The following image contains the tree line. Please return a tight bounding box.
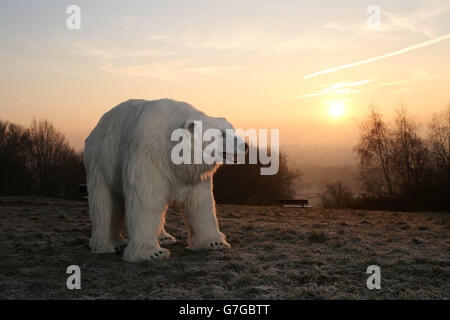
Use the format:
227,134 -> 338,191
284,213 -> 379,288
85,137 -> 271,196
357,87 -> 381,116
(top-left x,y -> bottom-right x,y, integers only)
0,119 -> 85,198
0,118 -> 299,203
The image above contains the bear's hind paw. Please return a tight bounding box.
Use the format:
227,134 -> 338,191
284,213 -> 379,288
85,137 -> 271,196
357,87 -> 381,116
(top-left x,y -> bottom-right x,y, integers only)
159,235 -> 177,246
123,247 -> 170,262
113,238 -> 128,253
209,240 -> 231,250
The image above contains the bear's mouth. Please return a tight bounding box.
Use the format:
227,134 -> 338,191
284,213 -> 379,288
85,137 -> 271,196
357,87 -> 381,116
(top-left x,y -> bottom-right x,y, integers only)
222,152 -> 239,164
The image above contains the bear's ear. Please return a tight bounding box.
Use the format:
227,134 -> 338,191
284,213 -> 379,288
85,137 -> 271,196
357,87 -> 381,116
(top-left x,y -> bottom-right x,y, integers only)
184,119 -> 196,132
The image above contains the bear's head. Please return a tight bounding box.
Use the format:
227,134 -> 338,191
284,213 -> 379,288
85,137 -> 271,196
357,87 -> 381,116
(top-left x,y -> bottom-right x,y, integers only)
170,116 -> 248,182
183,117 -> 248,165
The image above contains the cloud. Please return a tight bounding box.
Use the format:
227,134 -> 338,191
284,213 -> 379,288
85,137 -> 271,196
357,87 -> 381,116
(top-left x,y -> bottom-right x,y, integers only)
183,66 -> 244,75
148,28 -> 357,56
98,60 -> 243,81
97,59 -> 189,81
322,21 -> 365,33
383,3 -> 450,37
73,43 -> 179,60
392,88 -> 412,95
381,79 -> 415,86
304,34 -> 450,78
382,70 -> 450,86
323,2 -> 450,38
146,35 -> 170,41
71,42 -> 243,81
287,88 -> 360,99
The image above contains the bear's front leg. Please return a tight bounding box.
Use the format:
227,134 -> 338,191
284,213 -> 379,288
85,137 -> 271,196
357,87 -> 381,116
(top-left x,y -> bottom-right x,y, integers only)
123,186 -> 170,262
184,178 -> 230,251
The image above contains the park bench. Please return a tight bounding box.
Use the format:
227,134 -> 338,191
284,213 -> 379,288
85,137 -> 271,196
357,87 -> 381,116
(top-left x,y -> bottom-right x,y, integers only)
78,184 -> 88,200
277,199 -> 312,208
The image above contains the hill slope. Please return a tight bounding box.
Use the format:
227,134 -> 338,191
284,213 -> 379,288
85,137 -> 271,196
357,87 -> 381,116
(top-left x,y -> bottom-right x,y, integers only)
0,198 -> 448,299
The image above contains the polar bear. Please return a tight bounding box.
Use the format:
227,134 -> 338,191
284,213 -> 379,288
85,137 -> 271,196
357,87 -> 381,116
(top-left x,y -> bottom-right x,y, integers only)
84,98 -> 247,262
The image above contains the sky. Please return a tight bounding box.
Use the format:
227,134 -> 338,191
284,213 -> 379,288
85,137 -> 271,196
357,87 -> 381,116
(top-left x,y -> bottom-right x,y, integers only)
0,0 -> 449,151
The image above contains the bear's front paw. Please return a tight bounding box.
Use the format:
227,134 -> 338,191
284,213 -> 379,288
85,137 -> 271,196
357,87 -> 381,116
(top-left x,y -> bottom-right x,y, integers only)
190,238 -> 231,251
158,235 -> 177,246
113,238 -> 128,253
148,248 -> 170,260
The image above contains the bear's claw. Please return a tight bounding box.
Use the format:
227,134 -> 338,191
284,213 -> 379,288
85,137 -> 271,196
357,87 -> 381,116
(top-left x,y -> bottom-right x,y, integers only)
209,241 -> 230,250
123,247 -> 170,262
158,236 -> 177,246
114,243 -> 127,253
190,238 -> 231,250
113,238 -> 128,253
149,248 -> 170,260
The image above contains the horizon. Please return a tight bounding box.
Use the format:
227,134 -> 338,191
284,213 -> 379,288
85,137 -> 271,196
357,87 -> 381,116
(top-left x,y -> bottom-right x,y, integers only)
1,0 -> 449,151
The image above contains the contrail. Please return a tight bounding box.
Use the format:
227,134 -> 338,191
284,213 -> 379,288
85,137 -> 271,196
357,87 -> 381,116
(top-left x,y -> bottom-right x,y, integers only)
318,79 -> 372,92
286,88 -> 360,99
285,79 -> 371,99
304,34 -> 450,79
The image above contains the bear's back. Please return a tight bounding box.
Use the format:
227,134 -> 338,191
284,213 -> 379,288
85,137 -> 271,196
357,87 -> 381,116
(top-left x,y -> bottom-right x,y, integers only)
105,98 -> 202,129
87,98 -> 201,142
85,98 -> 205,165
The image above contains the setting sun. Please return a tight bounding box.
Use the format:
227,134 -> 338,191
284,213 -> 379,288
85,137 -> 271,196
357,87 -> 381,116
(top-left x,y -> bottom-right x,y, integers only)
328,102 -> 345,118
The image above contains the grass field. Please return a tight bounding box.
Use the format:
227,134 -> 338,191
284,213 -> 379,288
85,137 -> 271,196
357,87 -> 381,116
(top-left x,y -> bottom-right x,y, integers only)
0,197 -> 449,299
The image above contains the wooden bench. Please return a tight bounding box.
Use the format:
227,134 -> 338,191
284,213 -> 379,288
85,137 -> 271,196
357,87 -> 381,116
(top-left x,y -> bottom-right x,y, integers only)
78,184 -> 88,200
277,199 -> 312,208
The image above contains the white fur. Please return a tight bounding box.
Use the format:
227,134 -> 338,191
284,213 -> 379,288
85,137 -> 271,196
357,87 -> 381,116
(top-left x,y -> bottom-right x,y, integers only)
84,99 -> 245,262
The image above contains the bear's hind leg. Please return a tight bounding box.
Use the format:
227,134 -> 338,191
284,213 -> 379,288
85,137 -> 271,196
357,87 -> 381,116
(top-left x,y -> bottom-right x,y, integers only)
110,198 -> 127,252
88,180 -> 126,253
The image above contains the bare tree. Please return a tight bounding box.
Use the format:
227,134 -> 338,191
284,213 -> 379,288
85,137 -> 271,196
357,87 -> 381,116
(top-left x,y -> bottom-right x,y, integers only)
28,118 -> 84,196
0,120 -> 32,195
391,107 -> 429,195
355,105 -> 449,210
428,106 -> 450,201
320,181 -> 354,209
355,107 -> 394,198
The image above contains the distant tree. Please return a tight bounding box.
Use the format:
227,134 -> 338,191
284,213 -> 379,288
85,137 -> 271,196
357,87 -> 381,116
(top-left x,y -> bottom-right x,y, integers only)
0,120 -> 33,195
320,181 -> 354,209
354,107 -> 394,198
28,118 -> 85,197
390,107 -> 429,196
213,148 -> 301,205
428,106 -> 450,204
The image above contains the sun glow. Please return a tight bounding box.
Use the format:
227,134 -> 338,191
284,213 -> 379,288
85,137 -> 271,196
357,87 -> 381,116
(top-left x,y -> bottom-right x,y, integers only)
328,102 -> 345,118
